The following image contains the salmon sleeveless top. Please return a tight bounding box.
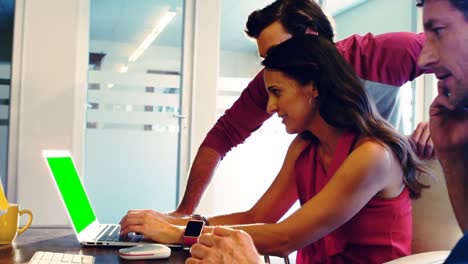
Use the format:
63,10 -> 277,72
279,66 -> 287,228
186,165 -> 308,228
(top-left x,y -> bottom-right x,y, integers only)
295,132 -> 411,264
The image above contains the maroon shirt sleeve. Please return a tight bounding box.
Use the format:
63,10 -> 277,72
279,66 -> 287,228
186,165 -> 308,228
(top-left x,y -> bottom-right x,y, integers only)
201,32 -> 428,158
200,70 -> 271,158
336,32 -> 428,86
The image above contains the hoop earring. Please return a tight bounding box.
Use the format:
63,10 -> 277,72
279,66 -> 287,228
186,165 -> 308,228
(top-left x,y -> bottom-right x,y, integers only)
309,97 -> 313,105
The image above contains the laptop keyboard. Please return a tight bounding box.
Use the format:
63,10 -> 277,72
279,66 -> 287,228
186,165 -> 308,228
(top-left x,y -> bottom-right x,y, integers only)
96,225 -> 141,242
96,225 -> 121,242
97,225 -> 120,241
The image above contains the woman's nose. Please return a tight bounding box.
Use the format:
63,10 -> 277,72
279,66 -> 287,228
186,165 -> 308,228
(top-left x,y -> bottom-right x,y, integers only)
266,99 -> 278,114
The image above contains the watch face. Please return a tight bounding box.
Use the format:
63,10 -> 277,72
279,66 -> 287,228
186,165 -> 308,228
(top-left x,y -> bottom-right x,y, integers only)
184,221 -> 204,237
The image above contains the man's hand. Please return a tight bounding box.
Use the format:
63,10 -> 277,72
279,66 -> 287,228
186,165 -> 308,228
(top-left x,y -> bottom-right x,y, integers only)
119,209 -> 184,244
429,87 -> 468,231
409,122 -> 436,160
186,227 -> 263,264
429,93 -> 468,152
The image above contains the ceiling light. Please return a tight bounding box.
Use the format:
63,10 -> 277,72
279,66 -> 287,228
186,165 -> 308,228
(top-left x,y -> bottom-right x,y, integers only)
119,65 -> 129,73
128,11 -> 176,62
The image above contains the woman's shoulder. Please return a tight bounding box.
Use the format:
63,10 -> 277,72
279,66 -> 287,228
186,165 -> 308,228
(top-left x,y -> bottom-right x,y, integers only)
342,136 -> 400,188
355,136 -> 386,148
352,136 -> 394,161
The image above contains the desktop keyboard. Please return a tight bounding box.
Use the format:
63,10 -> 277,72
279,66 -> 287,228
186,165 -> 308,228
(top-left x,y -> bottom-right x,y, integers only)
28,251 -> 95,264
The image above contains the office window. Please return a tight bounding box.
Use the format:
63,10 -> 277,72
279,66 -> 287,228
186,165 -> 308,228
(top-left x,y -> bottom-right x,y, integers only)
85,0 -> 186,223
0,0 -> 14,190
400,81 -> 416,135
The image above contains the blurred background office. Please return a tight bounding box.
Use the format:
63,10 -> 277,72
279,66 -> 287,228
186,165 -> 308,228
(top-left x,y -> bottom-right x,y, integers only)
0,0 -> 443,240
2,1 -> 458,263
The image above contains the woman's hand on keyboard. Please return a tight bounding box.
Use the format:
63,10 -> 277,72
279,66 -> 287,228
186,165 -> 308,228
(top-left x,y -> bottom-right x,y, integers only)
119,210 -> 184,244
121,209 -> 189,226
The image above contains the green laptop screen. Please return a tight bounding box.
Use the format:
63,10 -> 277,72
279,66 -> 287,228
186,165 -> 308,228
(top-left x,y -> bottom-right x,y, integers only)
47,156 -> 96,233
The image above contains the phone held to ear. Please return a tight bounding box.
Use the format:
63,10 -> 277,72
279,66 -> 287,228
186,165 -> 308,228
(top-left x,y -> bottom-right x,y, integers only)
118,244 -> 171,260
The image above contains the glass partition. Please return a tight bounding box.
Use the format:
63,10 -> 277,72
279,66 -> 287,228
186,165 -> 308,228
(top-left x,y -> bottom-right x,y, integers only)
0,0 -> 14,190
85,0 -> 185,223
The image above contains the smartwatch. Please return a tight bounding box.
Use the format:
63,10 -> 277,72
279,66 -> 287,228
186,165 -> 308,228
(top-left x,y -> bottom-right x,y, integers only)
183,220 -> 205,247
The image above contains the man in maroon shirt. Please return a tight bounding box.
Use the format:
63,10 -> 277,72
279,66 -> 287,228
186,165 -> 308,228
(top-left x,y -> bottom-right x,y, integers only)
171,0 -> 434,217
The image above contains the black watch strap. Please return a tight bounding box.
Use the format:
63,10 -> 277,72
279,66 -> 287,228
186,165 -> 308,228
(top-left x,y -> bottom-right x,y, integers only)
190,214 -> 210,226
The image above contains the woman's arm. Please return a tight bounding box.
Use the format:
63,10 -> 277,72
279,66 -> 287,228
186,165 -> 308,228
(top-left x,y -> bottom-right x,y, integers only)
119,135 -> 306,241
121,139 -> 402,257
221,140 -> 401,256
207,135 -> 307,225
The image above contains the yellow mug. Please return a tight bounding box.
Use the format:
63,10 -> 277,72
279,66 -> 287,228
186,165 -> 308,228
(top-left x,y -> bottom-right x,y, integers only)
0,203 -> 33,244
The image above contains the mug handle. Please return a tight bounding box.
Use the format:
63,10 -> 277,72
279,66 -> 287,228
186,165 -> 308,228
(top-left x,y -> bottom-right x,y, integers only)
17,209 -> 33,235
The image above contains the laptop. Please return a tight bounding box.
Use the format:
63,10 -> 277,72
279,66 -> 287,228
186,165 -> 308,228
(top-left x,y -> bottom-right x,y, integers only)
42,150 -> 178,247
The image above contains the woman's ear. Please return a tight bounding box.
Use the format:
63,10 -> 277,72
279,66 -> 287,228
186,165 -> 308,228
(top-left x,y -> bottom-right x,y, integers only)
306,83 -> 319,99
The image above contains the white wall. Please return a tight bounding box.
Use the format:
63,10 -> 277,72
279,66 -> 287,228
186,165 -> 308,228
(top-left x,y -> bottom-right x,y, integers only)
9,0 -> 89,226
219,50 -> 260,78
183,0 -> 221,214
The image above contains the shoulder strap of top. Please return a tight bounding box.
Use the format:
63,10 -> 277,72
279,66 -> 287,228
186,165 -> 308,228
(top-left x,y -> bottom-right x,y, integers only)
326,131 -> 358,178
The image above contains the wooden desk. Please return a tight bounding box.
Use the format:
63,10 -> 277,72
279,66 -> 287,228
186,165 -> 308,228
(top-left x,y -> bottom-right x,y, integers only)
0,227 -> 190,263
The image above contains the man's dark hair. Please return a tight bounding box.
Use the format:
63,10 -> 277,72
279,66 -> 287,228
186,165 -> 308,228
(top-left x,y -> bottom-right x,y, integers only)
416,0 -> 468,20
245,0 -> 334,42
